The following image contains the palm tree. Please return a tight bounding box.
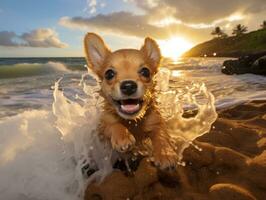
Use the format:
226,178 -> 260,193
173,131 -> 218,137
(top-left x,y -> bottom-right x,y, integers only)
232,24 -> 248,36
260,20 -> 266,29
211,26 -> 228,38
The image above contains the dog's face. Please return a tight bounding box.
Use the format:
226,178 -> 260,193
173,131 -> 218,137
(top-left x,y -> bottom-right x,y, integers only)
84,33 -> 161,120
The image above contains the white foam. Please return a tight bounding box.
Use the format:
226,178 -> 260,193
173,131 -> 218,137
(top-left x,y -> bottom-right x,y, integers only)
46,61 -> 72,72
0,68 -> 113,200
0,67 -> 218,199
14,62 -> 71,73
0,110 -> 77,200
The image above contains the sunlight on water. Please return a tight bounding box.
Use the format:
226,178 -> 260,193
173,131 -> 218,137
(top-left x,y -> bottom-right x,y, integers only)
155,68 -> 218,163
0,66 -> 217,200
171,70 -> 183,77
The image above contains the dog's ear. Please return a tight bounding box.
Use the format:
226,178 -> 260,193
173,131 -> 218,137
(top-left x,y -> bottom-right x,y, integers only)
84,33 -> 110,74
141,37 -> 161,70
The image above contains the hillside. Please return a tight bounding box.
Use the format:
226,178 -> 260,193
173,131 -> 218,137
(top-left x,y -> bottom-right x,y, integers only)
183,29 -> 266,57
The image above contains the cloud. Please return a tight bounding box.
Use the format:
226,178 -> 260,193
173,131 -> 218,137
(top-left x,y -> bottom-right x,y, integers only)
84,0 -> 106,15
130,0 -> 266,24
21,29 -> 68,48
59,12 -> 211,43
0,31 -> 19,46
0,28 -> 68,48
59,12 -> 160,37
59,0 -> 266,44
86,0 -> 97,14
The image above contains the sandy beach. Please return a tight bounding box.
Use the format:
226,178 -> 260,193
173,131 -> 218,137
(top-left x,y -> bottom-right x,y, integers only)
85,100 -> 266,200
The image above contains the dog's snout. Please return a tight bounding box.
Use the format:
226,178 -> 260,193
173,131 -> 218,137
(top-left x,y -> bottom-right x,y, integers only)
120,80 -> 137,96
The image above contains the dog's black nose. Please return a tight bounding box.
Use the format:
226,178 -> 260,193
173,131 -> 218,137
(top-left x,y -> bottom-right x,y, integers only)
120,80 -> 137,96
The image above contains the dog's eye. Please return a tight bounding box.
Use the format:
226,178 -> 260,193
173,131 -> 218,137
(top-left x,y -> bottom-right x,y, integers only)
139,67 -> 150,78
105,69 -> 116,80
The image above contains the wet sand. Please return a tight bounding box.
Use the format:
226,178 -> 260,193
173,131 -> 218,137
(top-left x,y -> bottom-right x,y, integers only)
85,100 -> 266,200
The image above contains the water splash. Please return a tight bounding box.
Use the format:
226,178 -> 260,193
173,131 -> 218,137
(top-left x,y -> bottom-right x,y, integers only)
0,67 -> 114,200
52,66 -> 217,180
155,68 -> 218,162
0,66 -> 217,200
52,67 -> 115,194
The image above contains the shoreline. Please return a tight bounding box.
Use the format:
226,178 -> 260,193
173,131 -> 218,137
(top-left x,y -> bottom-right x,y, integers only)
85,100 -> 266,200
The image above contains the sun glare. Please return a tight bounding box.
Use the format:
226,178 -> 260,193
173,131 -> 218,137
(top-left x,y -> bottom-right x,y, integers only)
158,37 -> 193,60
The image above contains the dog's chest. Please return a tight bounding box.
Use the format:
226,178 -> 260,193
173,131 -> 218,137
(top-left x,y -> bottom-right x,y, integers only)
121,119 -> 148,141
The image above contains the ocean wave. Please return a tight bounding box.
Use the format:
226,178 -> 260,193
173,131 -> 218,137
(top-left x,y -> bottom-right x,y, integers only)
0,72 -> 109,200
0,62 -> 74,79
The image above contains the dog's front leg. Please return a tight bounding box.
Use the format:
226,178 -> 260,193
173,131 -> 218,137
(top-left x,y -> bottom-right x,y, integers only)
150,129 -> 178,169
101,114 -> 135,152
144,111 -> 178,169
107,123 -> 136,152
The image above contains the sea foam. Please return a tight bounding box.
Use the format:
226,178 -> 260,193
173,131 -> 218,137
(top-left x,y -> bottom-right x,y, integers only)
0,67 -> 217,200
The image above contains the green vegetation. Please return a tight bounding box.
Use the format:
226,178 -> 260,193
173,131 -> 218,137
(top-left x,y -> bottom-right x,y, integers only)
232,24 -> 248,36
184,28 -> 266,57
261,21 -> 266,29
211,27 -> 228,38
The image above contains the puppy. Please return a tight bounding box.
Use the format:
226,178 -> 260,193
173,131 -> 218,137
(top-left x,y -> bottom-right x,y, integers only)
84,33 -> 178,169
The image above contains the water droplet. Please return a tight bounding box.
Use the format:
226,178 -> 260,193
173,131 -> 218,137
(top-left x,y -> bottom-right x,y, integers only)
190,142 -> 202,151
131,157 -> 137,161
149,157 -> 154,162
178,161 -> 186,166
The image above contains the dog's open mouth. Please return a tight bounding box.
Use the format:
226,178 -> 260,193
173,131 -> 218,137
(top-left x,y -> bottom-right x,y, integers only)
113,99 -> 143,115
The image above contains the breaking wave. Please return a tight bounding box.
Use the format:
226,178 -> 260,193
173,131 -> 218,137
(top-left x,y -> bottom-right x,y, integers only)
0,62 -> 73,79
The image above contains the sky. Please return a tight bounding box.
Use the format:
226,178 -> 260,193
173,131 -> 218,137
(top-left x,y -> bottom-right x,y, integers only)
0,0 -> 265,57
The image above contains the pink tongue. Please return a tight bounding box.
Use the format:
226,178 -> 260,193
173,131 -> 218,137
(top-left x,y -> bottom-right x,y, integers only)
121,104 -> 140,113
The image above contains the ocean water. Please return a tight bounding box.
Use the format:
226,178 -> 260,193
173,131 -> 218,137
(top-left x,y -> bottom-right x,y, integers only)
0,57 -> 265,200
1,57 -> 266,119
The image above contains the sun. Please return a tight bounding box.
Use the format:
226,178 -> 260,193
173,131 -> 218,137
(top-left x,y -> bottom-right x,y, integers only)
158,37 -> 193,60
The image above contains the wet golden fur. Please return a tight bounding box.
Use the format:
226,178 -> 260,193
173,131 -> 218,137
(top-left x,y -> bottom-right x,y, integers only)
84,33 -> 178,169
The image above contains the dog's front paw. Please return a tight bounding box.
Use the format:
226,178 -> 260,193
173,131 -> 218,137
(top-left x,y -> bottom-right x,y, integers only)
111,132 -> 136,153
153,147 -> 178,170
